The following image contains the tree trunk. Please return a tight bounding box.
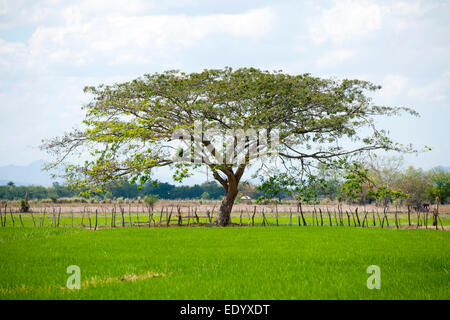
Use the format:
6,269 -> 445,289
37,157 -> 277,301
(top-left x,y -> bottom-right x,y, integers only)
215,181 -> 239,226
213,165 -> 245,227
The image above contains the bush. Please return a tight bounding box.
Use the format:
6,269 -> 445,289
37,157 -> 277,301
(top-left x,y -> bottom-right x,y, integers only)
20,192 -> 30,213
201,192 -> 210,200
144,195 -> 159,208
46,191 -> 58,203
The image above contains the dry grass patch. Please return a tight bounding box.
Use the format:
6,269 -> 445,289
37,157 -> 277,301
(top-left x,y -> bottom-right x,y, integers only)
81,271 -> 169,289
1,271 -> 169,297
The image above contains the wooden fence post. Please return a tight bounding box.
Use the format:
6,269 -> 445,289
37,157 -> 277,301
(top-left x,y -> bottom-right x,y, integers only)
120,206 -> 125,227
94,209 -> 98,231
19,212 -> 24,227
30,211 -> 36,227
167,206 -> 173,227
346,210 -> 351,226
194,207 -> 199,224
177,206 -> 182,226
394,206 -> 399,229
128,207 -> 132,227
10,208 -> 15,227
57,207 -> 61,228
51,207 -> 55,227
351,210 -> 356,227
355,208 -> 361,227
137,206 -> 140,225
361,210 -> 368,228
159,206 -> 164,226
206,210 -> 211,224
252,206 -> 256,226
299,202 -> 306,226
148,205 -> 153,228
275,205 -> 279,226
407,205 -> 411,226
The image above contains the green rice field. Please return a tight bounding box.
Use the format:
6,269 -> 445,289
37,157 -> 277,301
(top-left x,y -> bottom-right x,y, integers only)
0,225 -> 448,299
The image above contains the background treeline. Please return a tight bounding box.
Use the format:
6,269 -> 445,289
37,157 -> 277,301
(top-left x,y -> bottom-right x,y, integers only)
0,180 -> 227,201
270,158 -> 450,206
343,160 -> 450,206
0,158 -> 449,206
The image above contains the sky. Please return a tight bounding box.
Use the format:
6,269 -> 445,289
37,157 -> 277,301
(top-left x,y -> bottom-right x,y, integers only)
0,0 -> 449,184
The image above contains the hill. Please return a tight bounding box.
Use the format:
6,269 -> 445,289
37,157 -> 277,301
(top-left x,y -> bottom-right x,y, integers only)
0,160 -> 57,186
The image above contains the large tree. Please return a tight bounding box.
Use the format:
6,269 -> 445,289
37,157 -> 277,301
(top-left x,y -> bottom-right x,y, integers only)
41,67 -> 417,226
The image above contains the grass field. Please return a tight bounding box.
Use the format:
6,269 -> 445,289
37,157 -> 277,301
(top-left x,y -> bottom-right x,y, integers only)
0,226 -> 449,300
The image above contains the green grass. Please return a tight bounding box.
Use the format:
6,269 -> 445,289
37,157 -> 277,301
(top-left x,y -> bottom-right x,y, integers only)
0,226 -> 449,299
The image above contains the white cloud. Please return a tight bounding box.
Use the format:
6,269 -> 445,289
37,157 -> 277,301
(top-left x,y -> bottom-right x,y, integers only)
390,1 -> 423,16
308,0 -> 427,45
316,49 -> 356,66
381,74 -> 409,98
309,0 -> 389,45
0,38 -> 29,74
0,0 -> 154,29
407,72 -> 450,103
389,1 -> 426,32
74,0 -> 154,15
378,72 -> 449,103
2,6 -> 275,71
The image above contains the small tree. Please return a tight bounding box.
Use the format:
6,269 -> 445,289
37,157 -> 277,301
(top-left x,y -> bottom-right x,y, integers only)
201,192 -> 210,200
256,175 -> 287,204
20,191 -> 30,213
340,162 -> 408,211
291,175 -> 325,209
143,194 -> 159,210
429,168 -> 450,204
339,162 -> 372,205
48,192 -> 58,203
370,185 -> 408,209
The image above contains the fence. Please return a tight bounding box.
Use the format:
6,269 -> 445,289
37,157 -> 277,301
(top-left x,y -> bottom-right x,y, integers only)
0,203 -> 447,230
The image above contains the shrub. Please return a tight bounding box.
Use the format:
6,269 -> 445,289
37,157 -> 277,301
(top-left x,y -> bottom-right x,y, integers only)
144,195 -> 159,209
20,192 -> 30,213
201,192 -> 210,200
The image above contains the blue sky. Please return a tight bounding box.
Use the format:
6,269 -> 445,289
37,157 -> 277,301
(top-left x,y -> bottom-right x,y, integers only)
0,0 -> 449,184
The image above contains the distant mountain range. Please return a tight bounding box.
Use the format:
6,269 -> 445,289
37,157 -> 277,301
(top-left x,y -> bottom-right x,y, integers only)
0,160 -> 449,187
0,160 -> 58,186
0,159 -> 202,187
